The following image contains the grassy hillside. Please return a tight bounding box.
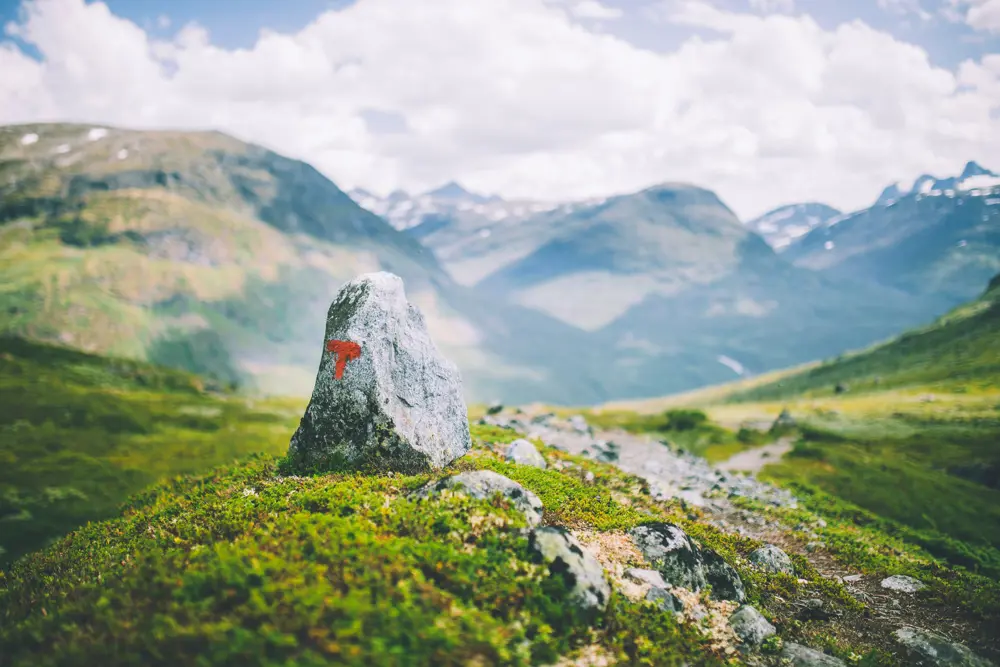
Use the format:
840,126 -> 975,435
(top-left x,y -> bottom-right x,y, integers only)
0,123 -> 612,405
0,336 -> 302,566
724,273 -> 1000,402
597,274 -> 1000,577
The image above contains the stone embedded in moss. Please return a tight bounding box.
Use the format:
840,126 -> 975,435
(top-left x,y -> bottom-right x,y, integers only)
781,642 -> 846,666
894,626 -> 994,667
628,522 -> 746,602
729,605 -> 776,646
413,470 -> 544,527
506,438 -> 547,469
287,272 -> 471,474
529,526 -> 610,611
748,544 -> 794,576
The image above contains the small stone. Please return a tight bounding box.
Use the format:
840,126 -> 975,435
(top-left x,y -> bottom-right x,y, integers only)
287,272 -> 470,473
881,575 -> 926,593
805,541 -> 825,552
505,438 -> 547,469
842,574 -> 863,583
797,598 -> 832,621
645,586 -> 684,613
585,471 -> 595,483
413,470 -> 544,526
894,626 -> 994,667
625,568 -> 669,588
748,544 -> 795,576
781,642 -> 847,666
486,401 -> 503,415
729,605 -> 776,646
529,527 -> 610,611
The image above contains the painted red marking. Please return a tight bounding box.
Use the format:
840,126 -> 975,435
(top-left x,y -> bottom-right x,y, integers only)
326,339 -> 362,380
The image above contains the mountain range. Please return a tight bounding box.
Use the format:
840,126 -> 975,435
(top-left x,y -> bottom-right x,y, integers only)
3,123 -> 997,404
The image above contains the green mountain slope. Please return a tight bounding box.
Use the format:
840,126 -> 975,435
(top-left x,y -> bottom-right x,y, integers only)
0,123 -> 609,405
785,165 -> 1000,304
724,272 -> 1000,402
0,336 -> 301,566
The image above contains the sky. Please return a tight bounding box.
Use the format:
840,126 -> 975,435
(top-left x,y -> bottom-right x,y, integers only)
1,0 -> 999,220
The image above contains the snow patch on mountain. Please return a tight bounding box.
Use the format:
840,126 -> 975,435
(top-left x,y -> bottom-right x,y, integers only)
745,203 -> 841,251
874,162 -> 998,207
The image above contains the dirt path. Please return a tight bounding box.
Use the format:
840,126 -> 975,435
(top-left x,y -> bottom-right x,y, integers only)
716,437 -> 794,474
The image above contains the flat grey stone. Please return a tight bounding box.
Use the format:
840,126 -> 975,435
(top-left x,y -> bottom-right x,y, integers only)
625,567 -> 669,589
505,438 -> 547,469
414,470 -> 544,526
881,575 -> 926,593
748,544 -> 795,575
530,526 -> 610,611
288,272 -> 470,473
781,642 -> 846,666
729,605 -> 776,646
894,627 -> 995,667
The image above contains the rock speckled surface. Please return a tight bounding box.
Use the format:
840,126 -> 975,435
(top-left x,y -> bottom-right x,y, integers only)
288,272 -> 471,473
413,470 -> 544,527
529,527 -> 610,611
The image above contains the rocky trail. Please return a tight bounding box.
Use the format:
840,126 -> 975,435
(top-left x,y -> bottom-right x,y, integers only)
481,407 -> 999,667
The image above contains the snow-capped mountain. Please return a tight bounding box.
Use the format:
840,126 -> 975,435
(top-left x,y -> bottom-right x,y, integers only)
785,161 -> 1000,304
872,161 -> 1000,207
745,203 -> 842,251
348,181 -> 564,231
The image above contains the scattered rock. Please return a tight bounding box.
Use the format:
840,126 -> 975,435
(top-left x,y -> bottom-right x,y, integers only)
486,402 -> 503,415
834,382 -> 848,395
568,414 -> 591,434
881,575 -> 926,593
842,574 -> 863,583
530,527 -> 610,611
628,522 -> 745,602
805,541 -> 825,552
506,438 -> 547,469
414,470 -> 543,526
584,471 -> 596,483
729,605 -> 776,646
287,272 -> 471,473
797,598 -> 833,621
894,627 -> 994,667
748,544 -> 795,576
624,567 -> 669,588
645,586 -> 685,613
781,642 -> 847,666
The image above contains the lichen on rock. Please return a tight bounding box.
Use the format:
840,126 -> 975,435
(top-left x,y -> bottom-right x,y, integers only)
286,272 -> 471,474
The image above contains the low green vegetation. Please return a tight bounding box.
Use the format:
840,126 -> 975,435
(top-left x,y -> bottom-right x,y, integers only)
582,407 -> 770,462
0,336 -> 301,566
0,426 -> 740,667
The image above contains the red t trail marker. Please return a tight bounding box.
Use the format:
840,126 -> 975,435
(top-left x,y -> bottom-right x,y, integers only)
326,339 -> 362,380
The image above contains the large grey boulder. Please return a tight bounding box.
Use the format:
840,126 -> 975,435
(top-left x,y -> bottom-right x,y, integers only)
529,526 -> 610,611
781,643 -> 846,666
413,470 -> 544,527
287,272 -> 471,473
506,439 -> 547,469
628,522 -> 746,602
748,544 -> 795,576
729,605 -> 776,646
894,627 -> 995,667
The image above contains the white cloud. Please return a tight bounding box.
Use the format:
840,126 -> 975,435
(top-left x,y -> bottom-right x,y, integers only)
156,14 -> 171,29
1,0 -> 999,220
877,0 -> 932,21
960,0 -> 1000,32
749,0 -> 795,13
570,0 -> 623,19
